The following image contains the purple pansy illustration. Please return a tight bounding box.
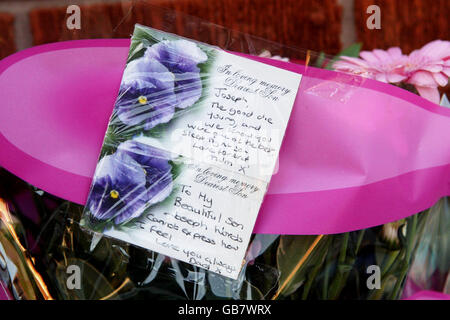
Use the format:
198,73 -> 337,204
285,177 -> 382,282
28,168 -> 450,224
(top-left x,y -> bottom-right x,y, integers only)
117,138 -> 173,205
87,152 -> 149,225
145,39 -> 208,110
145,39 -> 208,74
115,58 -> 177,130
87,141 -> 173,225
115,39 -> 207,130
86,36 -> 207,228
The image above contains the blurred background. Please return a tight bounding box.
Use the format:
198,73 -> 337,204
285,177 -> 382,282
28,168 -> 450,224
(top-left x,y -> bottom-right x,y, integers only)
0,0 -> 448,89
0,0 -> 449,96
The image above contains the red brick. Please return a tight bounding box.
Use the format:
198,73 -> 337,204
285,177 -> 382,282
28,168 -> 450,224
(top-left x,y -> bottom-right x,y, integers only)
354,0 -> 450,53
0,12 -> 15,59
29,0 -> 342,59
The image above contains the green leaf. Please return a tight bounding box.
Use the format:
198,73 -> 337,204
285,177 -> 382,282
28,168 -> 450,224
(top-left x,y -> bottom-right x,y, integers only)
274,235 -> 328,298
339,43 -> 363,57
325,43 -> 362,70
314,52 -> 326,68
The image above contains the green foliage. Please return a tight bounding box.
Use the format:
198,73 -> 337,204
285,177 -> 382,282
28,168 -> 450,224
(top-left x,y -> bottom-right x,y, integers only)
320,43 -> 362,70
275,235 -> 330,298
1,175 -> 444,300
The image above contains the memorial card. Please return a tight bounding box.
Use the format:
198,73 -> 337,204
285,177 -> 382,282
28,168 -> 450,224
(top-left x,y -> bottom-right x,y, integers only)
81,25 -> 302,279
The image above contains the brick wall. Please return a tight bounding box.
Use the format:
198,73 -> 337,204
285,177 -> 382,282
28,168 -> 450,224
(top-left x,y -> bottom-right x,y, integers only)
355,0 -> 450,53
2,0 -> 449,54
27,0 -> 342,58
0,0 -> 449,94
0,12 -> 15,59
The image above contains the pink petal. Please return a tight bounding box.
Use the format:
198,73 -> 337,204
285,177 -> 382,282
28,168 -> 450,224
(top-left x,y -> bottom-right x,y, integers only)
333,63 -> 372,78
420,63 -> 443,73
432,72 -> 449,87
333,61 -> 359,71
408,49 -> 420,60
420,40 -> 450,61
415,86 -> 440,104
407,71 -> 438,87
387,47 -> 403,59
387,73 -> 407,83
442,67 -> 450,77
373,49 -> 391,62
339,56 -> 370,67
360,51 -> 380,64
375,73 -> 388,83
420,40 -> 442,53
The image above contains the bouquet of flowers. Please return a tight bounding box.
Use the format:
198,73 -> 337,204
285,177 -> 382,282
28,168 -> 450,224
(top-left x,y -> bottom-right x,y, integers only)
0,170 -> 448,300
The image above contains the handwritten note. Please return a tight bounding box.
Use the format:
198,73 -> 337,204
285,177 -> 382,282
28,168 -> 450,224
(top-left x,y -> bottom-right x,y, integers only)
156,54 -> 301,182
106,161 -> 266,278
85,27 -> 302,280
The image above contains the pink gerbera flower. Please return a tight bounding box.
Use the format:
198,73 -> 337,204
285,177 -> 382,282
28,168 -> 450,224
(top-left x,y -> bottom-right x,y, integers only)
404,40 -> 450,103
334,40 -> 450,104
333,47 -> 408,83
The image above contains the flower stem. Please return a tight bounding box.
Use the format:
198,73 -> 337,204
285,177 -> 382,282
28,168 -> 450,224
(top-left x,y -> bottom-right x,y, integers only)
389,214 -> 418,299
271,235 -> 324,300
328,233 -> 350,299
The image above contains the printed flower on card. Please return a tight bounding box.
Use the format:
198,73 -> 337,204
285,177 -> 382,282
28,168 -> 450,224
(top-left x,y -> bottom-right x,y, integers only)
145,39 -> 208,109
87,152 -> 149,225
88,37 -> 207,228
115,39 -> 207,129
115,57 -> 177,130
88,140 -> 174,226
117,138 -> 173,205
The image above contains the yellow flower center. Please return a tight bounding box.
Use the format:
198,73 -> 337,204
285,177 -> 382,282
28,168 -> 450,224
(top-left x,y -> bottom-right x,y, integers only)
110,190 -> 119,199
138,96 -> 148,104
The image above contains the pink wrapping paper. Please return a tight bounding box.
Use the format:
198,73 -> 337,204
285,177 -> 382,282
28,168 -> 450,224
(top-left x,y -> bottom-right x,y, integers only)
0,40 -> 449,234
